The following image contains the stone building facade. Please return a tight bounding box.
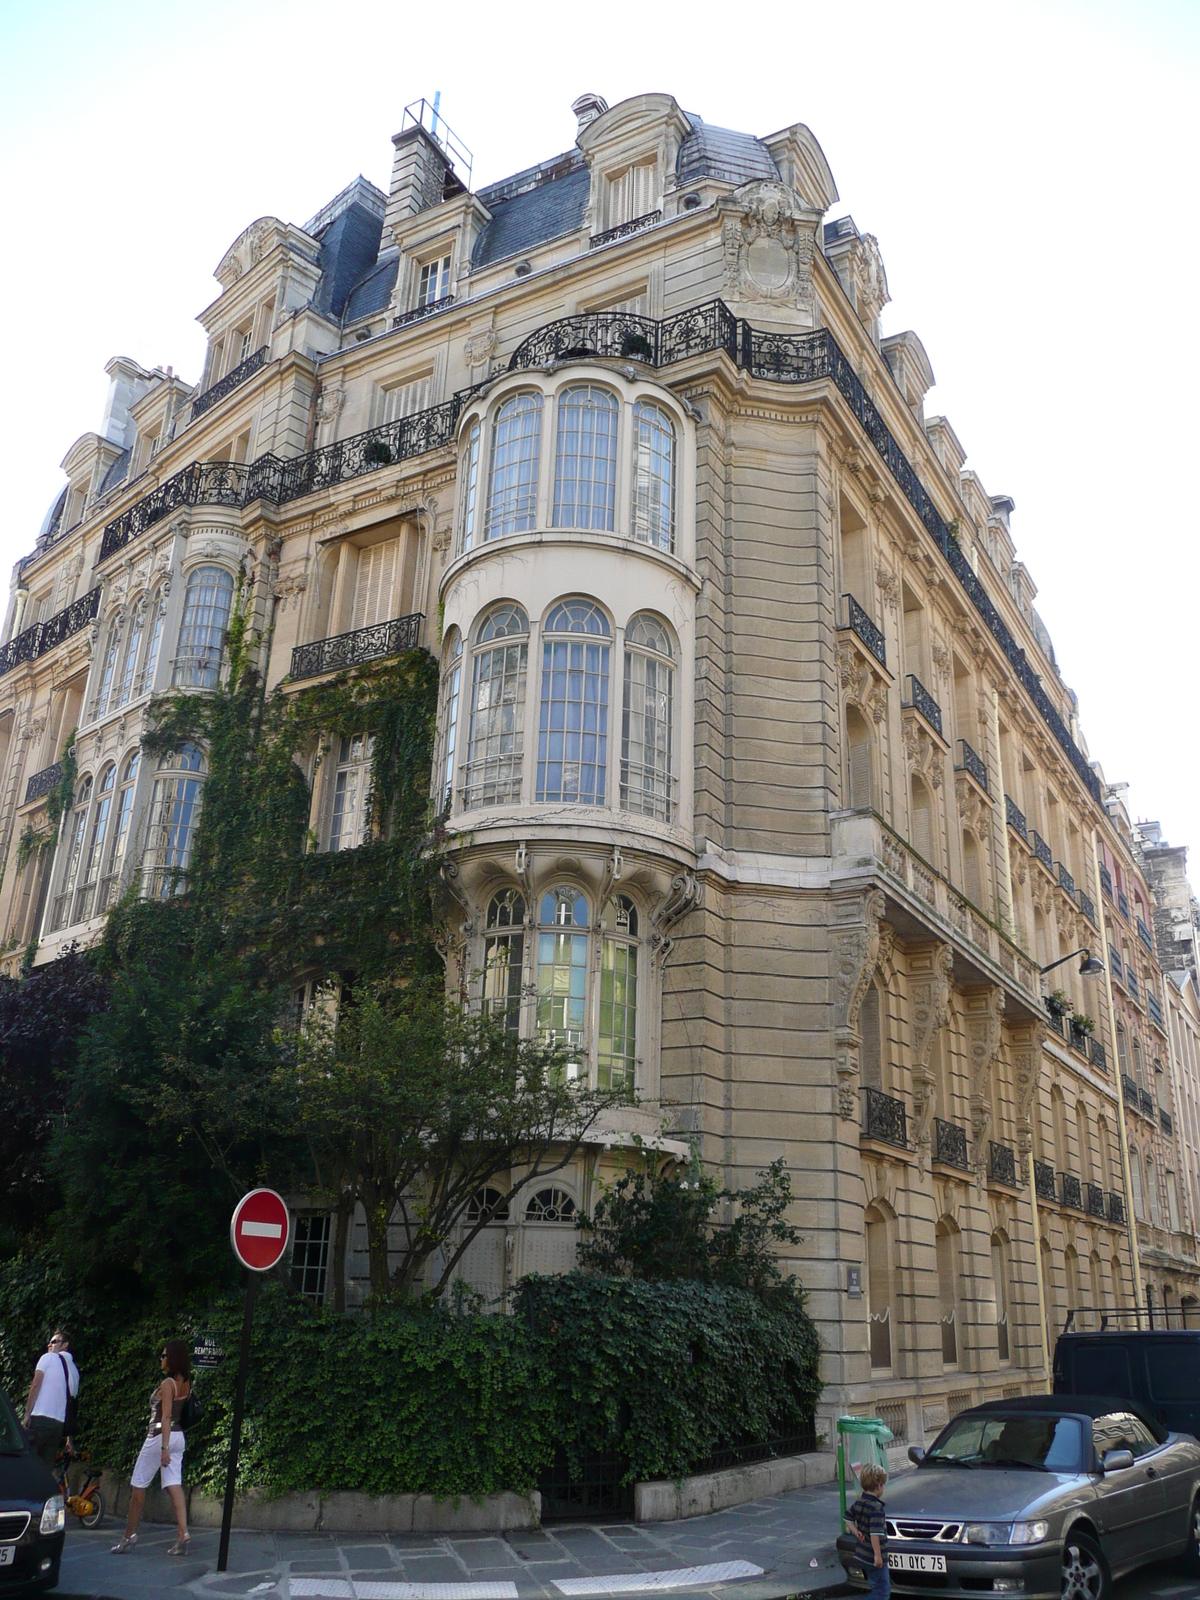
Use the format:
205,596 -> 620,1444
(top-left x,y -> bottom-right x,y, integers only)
4,92 -> 1200,1447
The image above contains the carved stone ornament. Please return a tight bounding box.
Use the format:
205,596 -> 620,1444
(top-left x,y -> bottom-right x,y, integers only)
719,181 -> 823,312
464,328 -> 498,369
910,943 -> 954,1173
1009,1019 -> 1049,1160
875,559 -> 900,614
837,641 -> 888,724
315,385 -> 347,423
955,775 -> 991,838
963,986 -> 1005,1192
647,871 -> 701,970
904,714 -> 944,789
832,889 -> 887,1120
215,217 -> 280,289
854,233 -> 891,328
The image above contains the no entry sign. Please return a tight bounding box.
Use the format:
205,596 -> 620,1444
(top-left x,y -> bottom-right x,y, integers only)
229,1188 -> 290,1272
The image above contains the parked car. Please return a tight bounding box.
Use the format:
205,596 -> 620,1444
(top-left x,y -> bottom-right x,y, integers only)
0,1389 -> 63,1593
835,1394 -> 1200,1598
1054,1328 -> 1200,1438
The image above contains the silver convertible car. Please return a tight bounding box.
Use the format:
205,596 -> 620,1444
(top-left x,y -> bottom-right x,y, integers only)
836,1395 -> 1200,1599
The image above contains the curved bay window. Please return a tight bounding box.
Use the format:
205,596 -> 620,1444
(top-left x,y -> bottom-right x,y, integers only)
98,752 -> 139,912
598,895 -> 638,1092
458,422 -> 481,554
553,386 -> 617,531
92,619 -> 122,720
173,566 -> 235,688
537,600 -> 610,806
115,601 -> 145,710
143,743 -> 205,897
436,630 -> 462,812
621,613 -> 673,821
482,889 -> 525,1034
49,774 -> 93,932
537,887 -> 588,1065
485,392 -> 542,540
141,588 -> 166,695
464,605 -> 528,807
630,400 -> 676,550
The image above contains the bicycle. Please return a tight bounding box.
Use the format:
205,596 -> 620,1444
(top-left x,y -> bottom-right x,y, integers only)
53,1445 -> 105,1528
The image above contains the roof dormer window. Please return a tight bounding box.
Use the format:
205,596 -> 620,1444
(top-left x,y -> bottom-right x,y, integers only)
417,254 -> 452,308
605,161 -> 659,230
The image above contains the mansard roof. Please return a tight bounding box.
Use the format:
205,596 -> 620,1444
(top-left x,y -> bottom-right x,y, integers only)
472,161 -> 590,268
676,115 -> 778,187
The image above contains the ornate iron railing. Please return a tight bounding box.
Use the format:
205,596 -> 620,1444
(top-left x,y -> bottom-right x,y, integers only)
1057,862 -> 1075,896
0,586 -> 101,679
1005,795 -> 1028,843
589,211 -> 661,249
191,346 -> 269,419
861,1087 -> 907,1149
1089,1037 -> 1107,1071
289,612 -> 423,682
1099,864 -> 1113,899
956,740 -> 987,792
392,295 -> 455,330
1160,1107 -> 1174,1135
1148,991 -> 1165,1030
1121,1072 -> 1139,1105
1118,889 -> 1130,919
1138,1087 -> 1154,1118
842,594 -> 887,667
1127,968 -> 1140,1002
1138,917 -> 1154,954
248,398 -> 463,507
1060,1173 -> 1083,1209
1031,831 -> 1053,872
904,674 -> 942,736
1086,1182 -> 1106,1218
1109,945 -> 1123,982
1077,889 -> 1096,925
24,761 -> 63,805
1107,1192 -> 1125,1225
934,1118 -> 969,1170
1070,1021 -> 1092,1054
100,462 -> 249,562
508,299 -> 739,370
1046,1008 -> 1065,1038
1034,1160 -> 1057,1201
988,1141 -> 1017,1187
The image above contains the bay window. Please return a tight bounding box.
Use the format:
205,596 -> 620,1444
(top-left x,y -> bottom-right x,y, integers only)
536,600 -> 610,805
143,744 -> 205,897
621,613 -> 673,820
484,393 -> 542,540
173,566 -> 235,689
630,400 -> 676,550
464,605 -> 528,807
553,385 -> 617,531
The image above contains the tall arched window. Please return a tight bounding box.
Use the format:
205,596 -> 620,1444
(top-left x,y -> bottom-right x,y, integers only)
173,566 -> 235,688
936,1220 -> 959,1366
92,619 -> 122,719
436,630 -> 462,812
1132,1034 -> 1143,1085
536,887 -> 588,1060
485,392 -> 542,539
1075,1100 -> 1092,1184
50,774 -> 93,932
621,613 -> 673,820
328,734 -> 374,851
457,421 -> 481,554
1097,1114 -> 1112,1192
481,889 -> 525,1034
598,895 -> 638,1092
865,1205 -> 892,1370
630,400 -> 676,550
99,752 -> 139,911
141,587 -> 167,695
991,1231 -> 1011,1361
553,386 -> 617,530
911,774 -> 934,862
962,830 -> 982,907
115,601 -> 146,708
537,601 -> 609,805
464,606 -> 528,807
1131,1148 -> 1145,1220
74,763 -> 115,923
1146,1154 -> 1161,1226
860,982 -> 883,1090
846,707 -> 873,810
143,744 -> 205,897
1116,1021 -> 1130,1077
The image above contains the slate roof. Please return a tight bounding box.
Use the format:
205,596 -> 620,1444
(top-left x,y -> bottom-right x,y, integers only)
676,115 -> 778,188
342,248 -> 399,324
471,164 -> 590,268
313,201 -> 385,320
97,448 -> 130,497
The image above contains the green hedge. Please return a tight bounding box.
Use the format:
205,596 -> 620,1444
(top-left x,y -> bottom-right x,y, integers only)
0,1256 -> 820,1497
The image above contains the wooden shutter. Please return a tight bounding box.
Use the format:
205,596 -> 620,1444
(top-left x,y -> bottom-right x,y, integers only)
860,986 -> 882,1089
848,712 -> 873,809
381,372 -> 434,425
963,833 -> 982,905
912,781 -> 934,861
351,539 -> 401,630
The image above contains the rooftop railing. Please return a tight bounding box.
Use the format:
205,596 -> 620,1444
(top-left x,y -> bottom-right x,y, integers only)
842,594 -> 887,668
0,587 -> 101,679
190,346 -> 268,419
904,674 -> 943,737
956,740 -> 988,792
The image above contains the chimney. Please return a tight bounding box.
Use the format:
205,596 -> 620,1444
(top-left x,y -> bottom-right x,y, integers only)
385,123 -> 451,237
572,93 -> 608,141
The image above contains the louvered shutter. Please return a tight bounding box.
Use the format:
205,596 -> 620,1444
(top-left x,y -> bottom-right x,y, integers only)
351,539 -> 401,630
848,715 -> 873,809
860,986 -> 882,1089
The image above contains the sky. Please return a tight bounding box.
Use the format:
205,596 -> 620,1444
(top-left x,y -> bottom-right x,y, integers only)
0,0 -> 1197,857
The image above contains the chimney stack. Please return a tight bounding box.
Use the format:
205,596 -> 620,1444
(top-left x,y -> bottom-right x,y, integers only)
572,93 -> 608,141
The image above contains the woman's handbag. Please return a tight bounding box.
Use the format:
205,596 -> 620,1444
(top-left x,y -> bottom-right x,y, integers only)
178,1391 -> 202,1430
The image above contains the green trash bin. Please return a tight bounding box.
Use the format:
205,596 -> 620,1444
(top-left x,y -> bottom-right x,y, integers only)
836,1415 -> 895,1521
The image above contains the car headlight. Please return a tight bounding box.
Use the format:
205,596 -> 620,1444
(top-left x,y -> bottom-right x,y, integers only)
964,1522 -> 1013,1545
1010,1520 -> 1049,1546
39,1495 -> 65,1535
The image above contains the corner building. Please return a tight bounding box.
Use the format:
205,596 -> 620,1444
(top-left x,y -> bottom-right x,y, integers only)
4,92 -> 1198,1448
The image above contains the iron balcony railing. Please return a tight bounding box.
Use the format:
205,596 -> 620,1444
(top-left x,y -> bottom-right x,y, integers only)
1127,968 -> 1140,1002
1138,1087 -> 1154,1119
1109,946 -> 1123,982
1005,795 -> 1028,843
933,1118 -> 969,1171
1045,1007 -> 1066,1039
1148,992 -> 1165,1030
1060,1173 -> 1083,1209
100,462 -> 249,562
1138,917 -> 1154,954
1118,889 -> 1130,919
842,594 -> 887,667
1107,1192 -> 1126,1225
988,1141 -> 1017,1187
1086,1182 -> 1106,1218
1089,1036 -> 1107,1071
289,613 -> 423,682
1057,862 -> 1075,897
589,210 -> 662,249
1034,1160 -> 1057,1201
956,740 -> 988,792
392,294 -> 455,330
1121,1072 -> 1139,1105
862,1087 -> 907,1149
0,586 -> 101,680
190,345 -> 269,419
1070,1021 -> 1092,1054
1161,1108 -> 1174,1135
1077,889 -> 1096,925
24,761 -> 63,805
1031,831 -> 1053,872
904,674 -> 943,737
1099,864 -> 1113,899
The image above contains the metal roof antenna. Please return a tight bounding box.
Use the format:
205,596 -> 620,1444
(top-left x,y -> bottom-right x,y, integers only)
431,90 -> 441,143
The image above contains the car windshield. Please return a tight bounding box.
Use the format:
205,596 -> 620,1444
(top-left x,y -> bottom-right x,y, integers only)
0,1392 -> 26,1455
926,1412 -> 1083,1472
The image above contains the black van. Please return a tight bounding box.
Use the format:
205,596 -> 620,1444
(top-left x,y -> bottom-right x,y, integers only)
1054,1330 -> 1200,1438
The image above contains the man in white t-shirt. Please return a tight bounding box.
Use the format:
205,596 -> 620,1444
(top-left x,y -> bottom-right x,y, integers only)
22,1329 -> 79,1471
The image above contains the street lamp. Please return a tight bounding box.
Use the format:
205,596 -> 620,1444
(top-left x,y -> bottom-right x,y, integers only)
1039,948 -> 1105,979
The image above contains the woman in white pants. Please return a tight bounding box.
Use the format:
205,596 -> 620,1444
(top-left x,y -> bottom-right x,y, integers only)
111,1339 -> 192,1556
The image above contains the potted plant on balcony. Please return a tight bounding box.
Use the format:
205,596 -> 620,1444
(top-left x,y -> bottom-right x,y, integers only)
1045,989 -> 1071,1020
364,439 -> 393,467
1070,1013 -> 1095,1036
620,330 -> 654,360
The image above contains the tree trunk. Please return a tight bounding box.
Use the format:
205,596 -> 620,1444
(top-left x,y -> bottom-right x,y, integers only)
361,1185 -> 393,1297
332,1197 -> 353,1313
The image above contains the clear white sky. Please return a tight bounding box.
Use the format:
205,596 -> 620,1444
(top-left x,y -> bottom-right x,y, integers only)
1,0 -> 1196,858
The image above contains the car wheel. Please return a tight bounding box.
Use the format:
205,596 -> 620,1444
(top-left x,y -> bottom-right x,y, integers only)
1180,1495 -> 1200,1575
1061,1531 -> 1108,1600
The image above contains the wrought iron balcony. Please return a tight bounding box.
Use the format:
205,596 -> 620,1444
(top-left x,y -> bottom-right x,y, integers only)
1086,1182 -> 1106,1218
1138,1087 -> 1154,1119
1031,831 -> 1053,872
1107,1192 -> 1126,1225
842,594 -> 887,667
1070,1021 -> 1092,1054
1109,945 -> 1123,982
1148,991 -> 1165,1030
1005,795 -> 1028,842
934,1117 -> 969,1171
1121,1072 -> 1139,1105
1077,889 -> 1096,925
1034,1159 -> 1057,1201
1060,1173 -> 1082,1209
1057,862 -> 1075,896
392,294 -> 455,330
289,612 -> 423,682
190,345 -> 268,419
1127,968 -> 1140,1002
956,740 -> 988,792
589,210 -> 662,249
988,1141 -> 1017,1187
1118,889 -> 1130,919
862,1087 -> 907,1149
1138,917 -> 1154,953
101,462 -> 249,562
904,674 -> 943,737
24,761 -> 63,804
1089,1036 -> 1107,1071
1161,1108 -> 1174,1135
0,586 -> 101,679
1099,864 -> 1113,899
1045,1008 -> 1065,1038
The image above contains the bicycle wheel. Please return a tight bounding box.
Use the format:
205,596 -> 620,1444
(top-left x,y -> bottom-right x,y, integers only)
78,1488 -> 104,1528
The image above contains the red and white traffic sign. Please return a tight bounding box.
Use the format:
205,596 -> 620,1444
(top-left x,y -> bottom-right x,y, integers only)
230,1188 -> 290,1272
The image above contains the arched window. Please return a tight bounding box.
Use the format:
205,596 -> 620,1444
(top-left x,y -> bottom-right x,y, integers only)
457,421 -> 481,554
464,606 -> 528,807
74,763 -> 116,923
436,630 -> 462,812
1042,1238 -> 1058,1344
1116,1021 -> 1130,1076
1132,1034 -> 1143,1085
865,1205 -> 892,1370
621,613 -> 673,820
50,774 -> 93,932
92,618 -> 122,719
115,600 -> 146,708
630,400 -> 676,550
936,1220 -> 959,1366
141,587 -> 167,696
1075,1101 -> 1092,1184
1111,1256 -> 1125,1311
1168,1170 -> 1181,1233
1097,1115 -> 1112,1192
536,601 -> 610,805
962,830 -> 982,908
991,1232 -> 1012,1361
143,744 -> 205,897
1146,1155 -> 1160,1226
485,392 -> 542,539
860,982 -> 883,1090
466,1186 -> 510,1223
99,752 -> 139,912
328,734 -> 374,851
525,1188 -> 576,1222
173,566 -> 235,688
598,895 -> 638,1092
536,887 -> 588,1059
553,386 -> 618,531
846,707 -> 873,810
1131,1148 -> 1145,1220
482,889 -> 525,1035
910,774 -> 934,862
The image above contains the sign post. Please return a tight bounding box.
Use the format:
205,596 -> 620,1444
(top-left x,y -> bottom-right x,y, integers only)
217,1188 -> 290,1574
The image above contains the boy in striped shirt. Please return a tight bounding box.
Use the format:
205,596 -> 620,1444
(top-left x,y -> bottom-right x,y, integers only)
847,1462 -> 889,1597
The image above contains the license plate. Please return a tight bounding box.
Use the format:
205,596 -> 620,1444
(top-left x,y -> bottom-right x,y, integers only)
888,1552 -> 947,1572
0,1548 -> 13,1566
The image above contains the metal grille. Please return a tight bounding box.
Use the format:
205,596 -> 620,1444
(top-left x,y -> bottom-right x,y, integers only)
25,761 -> 63,804
843,594 -> 887,667
1031,831 -> 1053,871
1148,992 -> 1165,1029
1060,1173 -> 1082,1209
904,674 -> 942,736
1107,1192 -> 1126,1224
1034,1160 -> 1057,1200
289,613 -> 423,682
1005,794 -> 1028,841
1099,864 -> 1113,898
1089,1037 -> 1107,1071
988,1142 -> 1017,1187
1121,1072 -> 1139,1103
538,1442 -> 632,1522
862,1087 -> 907,1148
392,295 -> 454,330
589,211 -> 662,249
1086,1183 -> 1106,1218
934,1118 -> 968,1171
889,1519 -> 962,1543
191,345 -> 268,418
956,740 -> 987,792
1161,1108 -> 1174,1135
1077,890 -> 1096,924
1139,1087 -> 1154,1118
1127,968 -> 1140,1001
0,1512 -> 30,1541
1138,918 -> 1154,953
101,463 -> 248,562
1110,946 -> 1124,981
1118,889 -> 1130,919
1057,862 -> 1075,896
690,1422 -> 816,1474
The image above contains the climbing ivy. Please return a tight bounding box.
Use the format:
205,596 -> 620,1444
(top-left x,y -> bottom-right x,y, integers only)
14,731 -> 77,874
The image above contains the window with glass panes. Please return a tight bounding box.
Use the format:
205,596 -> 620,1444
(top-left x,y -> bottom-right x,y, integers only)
143,744 -> 205,897
482,890 -> 525,1033
50,775 -> 93,932
436,632 -> 462,812
173,566 -> 235,688
292,1214 -> 332,1303
115,602 -> 145,708
553,386 -> 617,531
99,752 -> 138,913
485,393 -> 542,539
537,601 -> 610,805
457,422 -> 481,554
537,888 -> 588,1060
621,613 -> 673,820
417,255 -> 451,306
328,734 -> 374,851
630,400 -> 676,550
464,606 -> 528,806
598,895 -> 638,1090
74,764 -> 115,923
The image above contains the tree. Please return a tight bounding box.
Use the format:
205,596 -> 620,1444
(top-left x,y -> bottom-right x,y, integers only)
578,1146 -> 801,1291
290,983 -> 620,1300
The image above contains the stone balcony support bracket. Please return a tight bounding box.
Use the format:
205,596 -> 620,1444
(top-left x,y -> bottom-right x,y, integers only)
831,887 -> 887,1121
963,985 -> 1005,1192
908,942 -> 954,1173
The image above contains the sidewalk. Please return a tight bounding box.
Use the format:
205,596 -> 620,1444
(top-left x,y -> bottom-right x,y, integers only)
56,1476 -> 854,1600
